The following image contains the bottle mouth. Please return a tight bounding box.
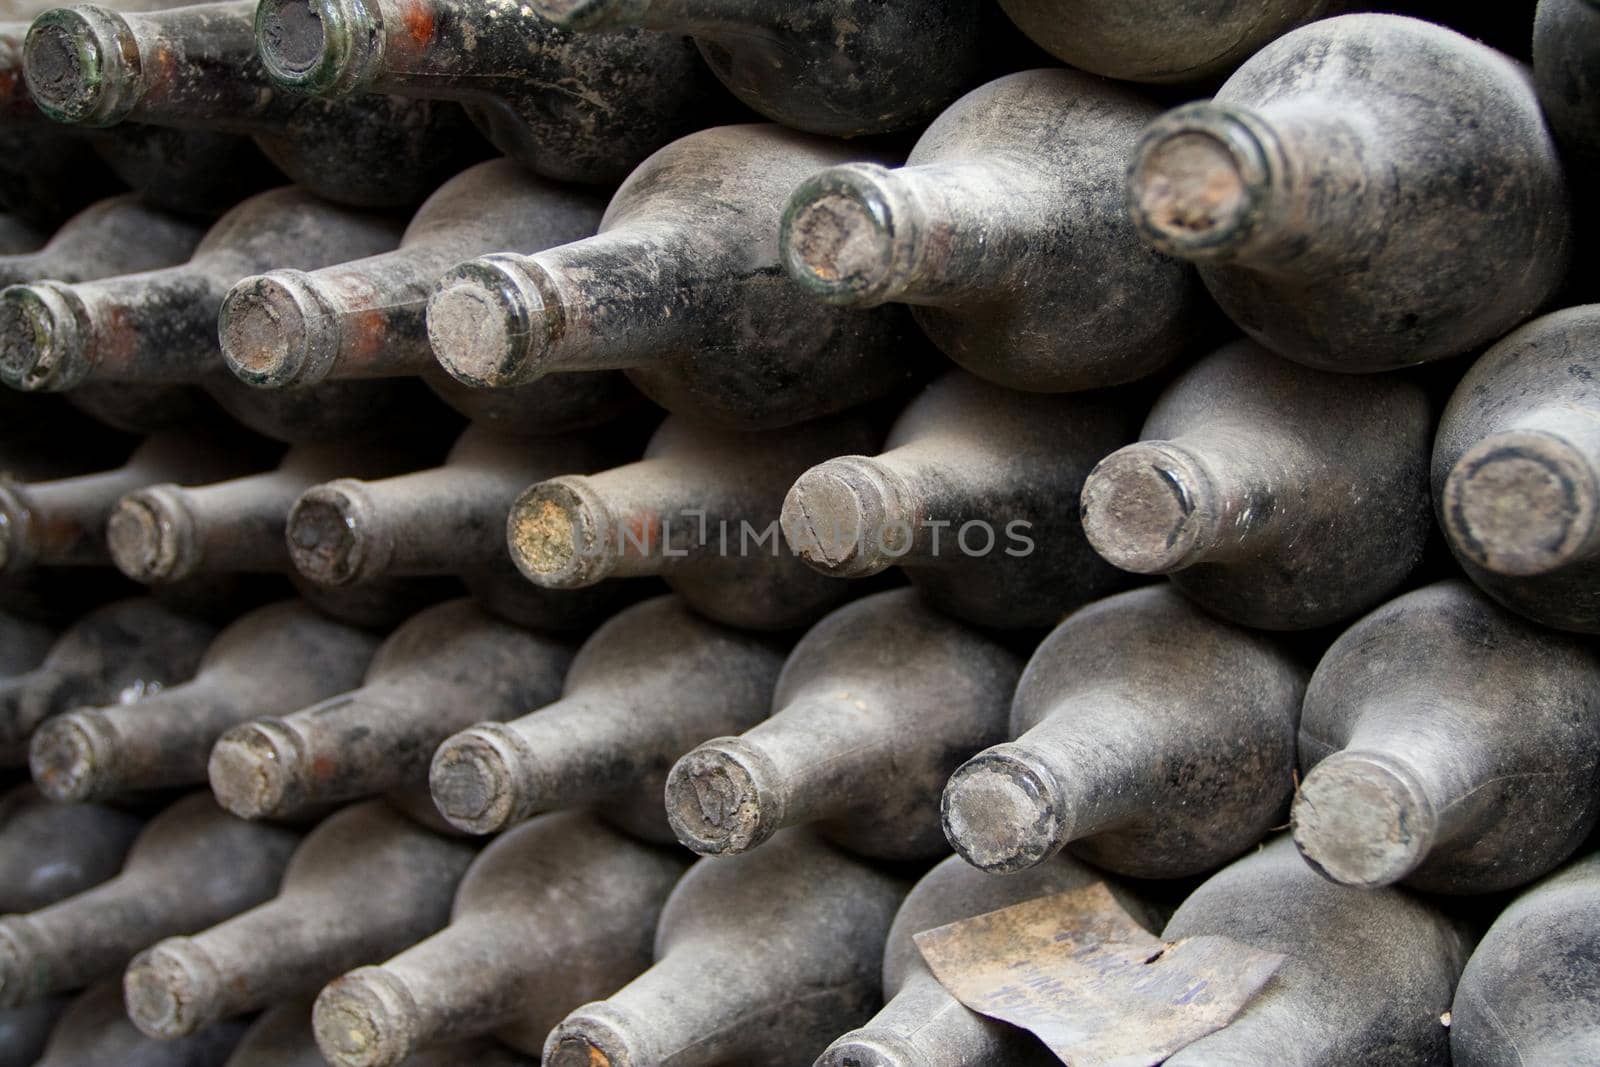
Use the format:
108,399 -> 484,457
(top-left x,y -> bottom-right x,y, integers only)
221,271 -> 342,388
313,966 -> 420,1067
286,481 -> 383,586
208,719 -> 306,819
123,938 -> 224,1039
780,164 -> 910,307
428,724 -> 528,834
27,710 -> 115,803
506,477 -> 617,588
1127,102 -> 1278,260
780,456 -> 905,578
427,256 -> 557,389
1080,442 -> 1217,574
23,7 -> 139,126
255,0 -> 381,95
663,737 -> 783,855
0,283 -> 89,393
1443,430 -> 1599,577
106,485 -> 193,582
941,746 -> 1069,874
1291,751 -> 1436,889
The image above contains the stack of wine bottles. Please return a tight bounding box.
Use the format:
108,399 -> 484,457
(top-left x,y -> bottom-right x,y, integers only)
0,0 -> 1596,1063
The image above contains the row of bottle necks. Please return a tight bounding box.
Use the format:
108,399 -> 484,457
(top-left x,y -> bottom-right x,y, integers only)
0,5 -> 1595,409
0,301 -> 1597,639
0,577 -> 1596,1067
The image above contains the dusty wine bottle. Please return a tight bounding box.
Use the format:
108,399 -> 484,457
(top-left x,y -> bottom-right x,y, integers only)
313,813 -> 687,1066
1079,339 -> 1434,629
123,800 -> 476,1039
1159,836 -> 1468,1065
942,585 -> 1305,878
781,371 -> 1134,628
531,0 -> 984,136
0,597 -> 217,762
220,160 -> 621,418
1434,305 -> 1600,632
0,428 -> 275,575
0,193 -> 205,287
254,0 -> 718,185
209,599 -> 572,819
818,853 -> 1162,1067
0,793 -> 299,1007
1535,0 -> 1600,177
543,830 -> 905,1067
666,589 -> 1018,860
507,412 -> 875,629
106,439 -> 437,585
431,595 -> 783,839
0,786 -> 144,914
1127,15 -> 1572,372
782,69 -> 1203,393
0,186 -> 400,393
31,980 -> 249,1067
1292,580 -> 1600,893
24,0 -> 481,208
996,0 -> 1348,83
28,600 -> 382,802
1451,852 -> 1600,1066
429,124 -> 924,430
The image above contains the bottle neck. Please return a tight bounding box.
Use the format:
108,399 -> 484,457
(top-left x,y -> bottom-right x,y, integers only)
782,159 -> 1045,309
821,968 -> 1009,1067
430,692 -> 662,833
313,914 -> 549,1065
0,464 -> 148,571
124,824 -> 472,1037
25,2 -> 289,134
124,902 -> 331,1037
108,470 -> 301,582
0,869 -> 169,1005
221,248 -> 455,388
942,692 -> 1158,873
256,0 -> 546,97
0,268 -> 230,391
507,454 -> 750,587
663,694 -> 889,854
211,684 -> 450,818
1292,749 -> 1440,889
783,450 -> 988,578
1081,427 -> 1307,574
1128,100 -> 1370,268
286,463 -> 534,585
27,676 -> 248,802
427,232 -> 687,390
545,951 -> 766,1067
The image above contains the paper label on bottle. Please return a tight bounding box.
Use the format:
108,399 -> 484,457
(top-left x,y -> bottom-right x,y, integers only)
914,884 -> 1285,1067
